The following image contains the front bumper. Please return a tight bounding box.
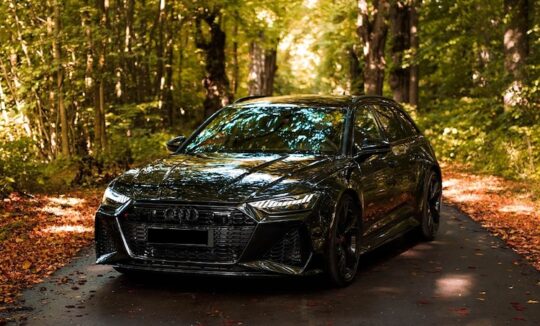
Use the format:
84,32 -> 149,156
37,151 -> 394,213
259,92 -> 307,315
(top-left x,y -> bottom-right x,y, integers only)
95,201 -> 325,276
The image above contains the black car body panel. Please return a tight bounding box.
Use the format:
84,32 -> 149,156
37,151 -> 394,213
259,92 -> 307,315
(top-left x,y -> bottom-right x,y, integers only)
95,95 -> 441,277
111,153 -> 345,202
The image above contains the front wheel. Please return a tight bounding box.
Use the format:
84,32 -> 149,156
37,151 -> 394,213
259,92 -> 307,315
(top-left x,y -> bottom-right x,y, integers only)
325,194 -> 361,287
419,171 -> 442,241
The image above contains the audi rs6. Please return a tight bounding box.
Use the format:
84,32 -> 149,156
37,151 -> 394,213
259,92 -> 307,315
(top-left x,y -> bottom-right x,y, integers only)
95,95 -> 442,286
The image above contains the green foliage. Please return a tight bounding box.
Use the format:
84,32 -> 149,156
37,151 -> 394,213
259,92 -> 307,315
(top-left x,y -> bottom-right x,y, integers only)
419,0 -> 505,101
417,98 -> 540,180
0,134 -> 43,196
404,0 -> 539,182
273,0 -> 359,95
0,103 -> 180,194
312,0 -> 359,94
0,0 -> 539,195
0,132 -> 176,195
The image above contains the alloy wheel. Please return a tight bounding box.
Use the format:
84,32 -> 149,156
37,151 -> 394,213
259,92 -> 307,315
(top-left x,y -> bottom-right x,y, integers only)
329,196 -> 361,285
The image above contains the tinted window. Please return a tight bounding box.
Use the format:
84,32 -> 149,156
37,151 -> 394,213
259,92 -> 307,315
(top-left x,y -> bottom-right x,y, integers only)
372,105 -> 407,142
184,106 -> 346,155
392,109 -> 418,138
354,106 -> 382,148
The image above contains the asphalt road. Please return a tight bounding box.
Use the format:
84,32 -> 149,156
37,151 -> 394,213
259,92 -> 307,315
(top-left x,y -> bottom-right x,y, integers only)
12,205 -> 540,325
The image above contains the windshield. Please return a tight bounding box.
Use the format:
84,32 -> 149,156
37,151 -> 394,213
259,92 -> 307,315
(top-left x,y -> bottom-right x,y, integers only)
183,106 -> 347,155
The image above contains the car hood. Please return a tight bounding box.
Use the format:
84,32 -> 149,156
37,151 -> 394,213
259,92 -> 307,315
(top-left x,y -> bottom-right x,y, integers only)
112,153 -> 346,203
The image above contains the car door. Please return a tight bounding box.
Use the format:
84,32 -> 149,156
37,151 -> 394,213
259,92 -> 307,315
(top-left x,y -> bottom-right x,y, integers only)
349,105 -> 399,241
389,105 -> 424,209
372,103 -> 418,219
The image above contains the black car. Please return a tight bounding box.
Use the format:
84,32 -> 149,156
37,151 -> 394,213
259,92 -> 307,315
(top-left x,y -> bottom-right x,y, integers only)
95,95 -> 442,286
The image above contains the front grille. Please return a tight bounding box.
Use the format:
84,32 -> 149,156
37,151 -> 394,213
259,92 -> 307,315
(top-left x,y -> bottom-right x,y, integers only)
263,228 -> 304,266
95,217 -> 116,257
120,203 -> 257,263
124,203 -> 256,226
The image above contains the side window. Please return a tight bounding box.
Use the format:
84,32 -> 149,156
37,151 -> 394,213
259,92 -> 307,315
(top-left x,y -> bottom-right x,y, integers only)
372,104 -> 406,142
393,109 -> 419,138
354,107 -> 382,150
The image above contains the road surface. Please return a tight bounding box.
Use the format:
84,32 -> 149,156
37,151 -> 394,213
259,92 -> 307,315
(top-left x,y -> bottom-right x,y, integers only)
9,205 -> 540,325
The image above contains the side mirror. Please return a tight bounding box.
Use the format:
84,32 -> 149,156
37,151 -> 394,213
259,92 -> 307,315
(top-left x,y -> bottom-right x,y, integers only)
166,136 -> 187,153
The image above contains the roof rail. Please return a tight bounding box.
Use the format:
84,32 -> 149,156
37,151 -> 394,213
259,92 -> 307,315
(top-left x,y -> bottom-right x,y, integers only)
351,95 -> 365,103
233,95 -> 268,104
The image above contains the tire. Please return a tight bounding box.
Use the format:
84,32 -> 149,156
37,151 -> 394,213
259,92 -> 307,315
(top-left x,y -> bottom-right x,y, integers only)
325,194 -> 361,287
419,171 -> 442,241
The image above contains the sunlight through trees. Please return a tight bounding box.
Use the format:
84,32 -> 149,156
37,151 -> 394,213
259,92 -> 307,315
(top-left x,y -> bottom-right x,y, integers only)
0,0 -> 538,194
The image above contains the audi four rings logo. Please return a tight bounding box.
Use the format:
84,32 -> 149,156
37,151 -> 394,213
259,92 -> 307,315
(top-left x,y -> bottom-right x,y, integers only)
158,207 -> 199,222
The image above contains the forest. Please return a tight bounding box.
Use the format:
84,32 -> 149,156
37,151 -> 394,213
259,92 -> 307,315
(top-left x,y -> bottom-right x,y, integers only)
0,0 -> 538,194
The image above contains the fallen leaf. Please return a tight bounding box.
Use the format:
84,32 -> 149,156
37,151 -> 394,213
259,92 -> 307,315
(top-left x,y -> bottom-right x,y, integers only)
511,302 -> 526,312
449,307 -> 470,317
442,167 -> 540,271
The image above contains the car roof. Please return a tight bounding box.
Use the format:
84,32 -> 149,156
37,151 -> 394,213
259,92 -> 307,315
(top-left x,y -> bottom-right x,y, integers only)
232,94 -> 352,108
231,94 -> 397,108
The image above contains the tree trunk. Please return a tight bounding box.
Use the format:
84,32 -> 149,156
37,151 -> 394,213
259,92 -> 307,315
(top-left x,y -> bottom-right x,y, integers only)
98,81 -> 106,149
45,80 -> 56,154
263,49 -> 277,96
0,56 -> 23,116
408,0 -> 420,108
135,0 -> 149,102
248,39 -> 277,96
93,83 -> 102,153
124,0 -> 135,103
94,0 -> 108,152
156,0 -> 166,97
53,0 -> 69,157
389,0 -> 411,103
348,46 -> 363,95
124,0 -> 134,54
178,29 -> 186,109
83,2 -> 95,151
232,15 -> 239,97
357,0 -> 390,95
0,76 -> 7,119
195,8 -> 232,118
503,0 -> 529,109
163,6 -> 179,127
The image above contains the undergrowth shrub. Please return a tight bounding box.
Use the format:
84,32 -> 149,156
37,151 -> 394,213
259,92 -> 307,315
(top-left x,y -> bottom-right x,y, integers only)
0,135 -> 43,196
415,97 -> 540,180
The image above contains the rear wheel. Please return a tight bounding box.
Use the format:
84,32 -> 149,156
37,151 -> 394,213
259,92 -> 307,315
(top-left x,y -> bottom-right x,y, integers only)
325,194 -> 361,287
419,171 -> 442,241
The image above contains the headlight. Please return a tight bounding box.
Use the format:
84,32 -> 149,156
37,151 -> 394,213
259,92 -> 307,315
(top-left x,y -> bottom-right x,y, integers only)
101,187 -> 130,209
249,193 -> 318,214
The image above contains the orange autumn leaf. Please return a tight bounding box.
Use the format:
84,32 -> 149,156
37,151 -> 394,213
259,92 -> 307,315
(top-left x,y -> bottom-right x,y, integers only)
442,164 -> 540,271
1,189 -> 101,305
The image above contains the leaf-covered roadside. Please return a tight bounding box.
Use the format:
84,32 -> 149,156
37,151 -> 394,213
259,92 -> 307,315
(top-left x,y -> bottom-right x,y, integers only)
442,165 -> 540,271
0,190 -> 101,306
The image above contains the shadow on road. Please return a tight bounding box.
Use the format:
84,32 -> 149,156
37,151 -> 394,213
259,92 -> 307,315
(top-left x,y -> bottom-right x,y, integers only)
107,232 -> 421,295
18,206 -> 540,325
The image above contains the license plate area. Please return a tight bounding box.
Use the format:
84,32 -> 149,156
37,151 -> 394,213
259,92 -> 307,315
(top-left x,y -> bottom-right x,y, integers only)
147,228 -> 212,247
